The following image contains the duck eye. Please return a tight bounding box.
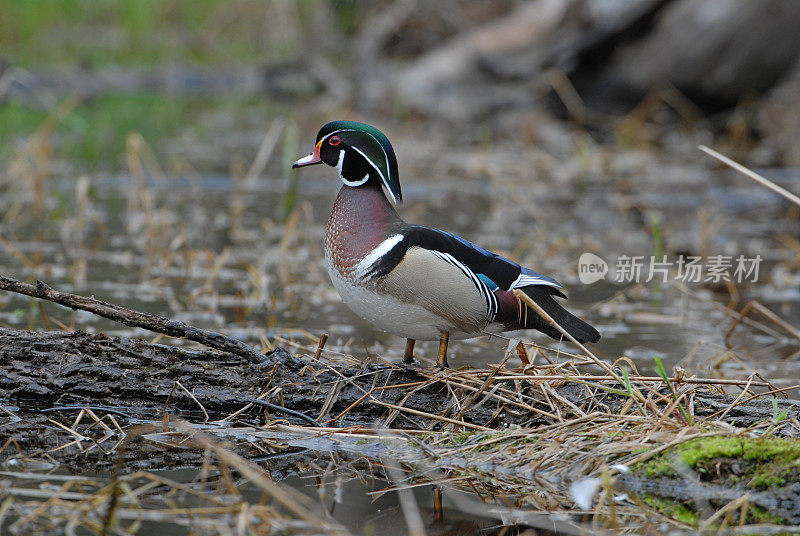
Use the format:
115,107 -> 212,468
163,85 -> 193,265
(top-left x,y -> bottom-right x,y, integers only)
329,135 -> 341,146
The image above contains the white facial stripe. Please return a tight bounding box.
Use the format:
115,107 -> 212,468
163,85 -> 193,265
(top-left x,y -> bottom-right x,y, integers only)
358,133 -> 397,203
360,132 -> 391,185
354,234 -> 404,278
327,130 -> 389,181
321,129 -> 389,181
351,145 -> 398,203
351,146 -> 384,182
318,132 -> 336,144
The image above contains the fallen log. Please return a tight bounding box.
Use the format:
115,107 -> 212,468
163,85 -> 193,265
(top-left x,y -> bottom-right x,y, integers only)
3,325 -> 799,429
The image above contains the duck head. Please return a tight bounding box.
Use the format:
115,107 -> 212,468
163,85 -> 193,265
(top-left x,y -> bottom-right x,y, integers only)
293,120 -> 402,204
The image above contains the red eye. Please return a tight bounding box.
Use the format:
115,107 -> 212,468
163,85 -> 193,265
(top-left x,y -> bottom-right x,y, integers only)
329,135 -> 341,146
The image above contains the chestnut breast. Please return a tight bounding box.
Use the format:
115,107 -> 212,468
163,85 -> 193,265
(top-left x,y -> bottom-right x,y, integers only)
325,185 -> 402,277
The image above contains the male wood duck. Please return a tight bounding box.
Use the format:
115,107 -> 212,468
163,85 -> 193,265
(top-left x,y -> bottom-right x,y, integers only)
293,120 -> 600,368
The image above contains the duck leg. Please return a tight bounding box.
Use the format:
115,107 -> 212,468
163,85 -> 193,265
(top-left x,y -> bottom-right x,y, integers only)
402,338 -> 416,364
437,331 -> 450,369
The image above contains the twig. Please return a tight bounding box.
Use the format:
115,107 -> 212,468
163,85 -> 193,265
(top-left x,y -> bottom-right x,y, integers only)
173,381 -> 209,423
368,399 -> 492,431
40,406 -> 134,420
453,351 -> 511,422
726,300 -> 800,345
244,118 -> 284,184
313,333 -> 329,360
174,421 -> 345,533
326,389 -> 374,425
383,457 -> 427,536
0,276 -> 265,364
487,374 -> 780,388
699,145 -> 800,208
250,400 -> 323,428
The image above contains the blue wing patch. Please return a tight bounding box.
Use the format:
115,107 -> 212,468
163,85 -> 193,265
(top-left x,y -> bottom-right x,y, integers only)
477,273 -> 499,291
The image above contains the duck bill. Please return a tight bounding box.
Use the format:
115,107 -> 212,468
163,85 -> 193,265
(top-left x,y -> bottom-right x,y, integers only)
292,140 -> 323,168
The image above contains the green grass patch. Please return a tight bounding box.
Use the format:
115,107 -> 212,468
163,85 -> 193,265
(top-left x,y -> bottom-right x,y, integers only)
0,0 -> 370,68
748,504 -> 785,525
0,0 -> 292,67
0,92 -> 269,171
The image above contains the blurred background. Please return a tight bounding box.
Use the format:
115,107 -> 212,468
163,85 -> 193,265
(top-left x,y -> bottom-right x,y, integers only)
2,0 -> 800,383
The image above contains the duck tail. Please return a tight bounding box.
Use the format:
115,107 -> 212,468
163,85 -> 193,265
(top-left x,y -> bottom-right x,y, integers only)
496,285 -> 600,343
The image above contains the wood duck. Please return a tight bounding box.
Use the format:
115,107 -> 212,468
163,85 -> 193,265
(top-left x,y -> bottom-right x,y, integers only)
293,120 -> 600,368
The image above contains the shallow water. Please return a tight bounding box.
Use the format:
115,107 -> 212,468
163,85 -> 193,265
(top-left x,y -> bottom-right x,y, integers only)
2,161 -> 799,380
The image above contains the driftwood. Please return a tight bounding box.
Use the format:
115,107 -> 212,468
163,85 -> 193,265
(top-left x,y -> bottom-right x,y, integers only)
3,324 -> 800,462
2,277 -> 800,436
4,323 -> 800,526
0,276 -> 265,364
0,278 -> 798,456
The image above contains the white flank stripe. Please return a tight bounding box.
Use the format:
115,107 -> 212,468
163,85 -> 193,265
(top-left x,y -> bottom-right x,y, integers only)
354,234 -> 404,278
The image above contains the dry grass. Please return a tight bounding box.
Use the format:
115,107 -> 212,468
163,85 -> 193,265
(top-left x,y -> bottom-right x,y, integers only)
1,442 -> 350,536
3,332 -> 798,534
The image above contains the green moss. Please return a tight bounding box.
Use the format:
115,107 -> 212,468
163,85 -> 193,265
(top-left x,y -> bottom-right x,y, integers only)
748,505 -> 784,525
635,436 -> 800,489
449,430 -> 478,445
642,495 -> 699,526
642,496 -> 785,527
